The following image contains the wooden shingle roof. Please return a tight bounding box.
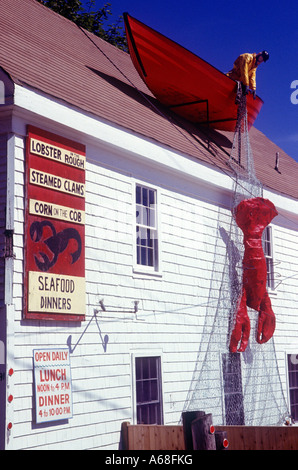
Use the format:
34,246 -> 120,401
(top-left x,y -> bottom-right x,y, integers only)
0,0 -> 297,199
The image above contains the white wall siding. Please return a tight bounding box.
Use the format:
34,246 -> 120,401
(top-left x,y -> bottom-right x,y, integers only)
8,126 -> 233,449
270,223 -> 298,408
5,113 -> 298,449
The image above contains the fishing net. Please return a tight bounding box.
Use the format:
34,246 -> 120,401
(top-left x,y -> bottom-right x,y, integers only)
183,93 -> 289,425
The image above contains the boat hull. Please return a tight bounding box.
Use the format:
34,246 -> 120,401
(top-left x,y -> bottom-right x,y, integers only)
124,14 -> 263,132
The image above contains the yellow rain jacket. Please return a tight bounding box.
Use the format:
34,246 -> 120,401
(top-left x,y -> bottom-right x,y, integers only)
227,53 -> 257,90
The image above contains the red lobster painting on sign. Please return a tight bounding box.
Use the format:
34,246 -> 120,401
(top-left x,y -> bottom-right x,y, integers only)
229,197 -> 278,353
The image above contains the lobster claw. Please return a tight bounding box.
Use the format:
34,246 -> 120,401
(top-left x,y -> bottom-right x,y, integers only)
30,221 -> 58,271
29,221 -> 82,272
34,251 -> 56,272
257,292 -> 276,344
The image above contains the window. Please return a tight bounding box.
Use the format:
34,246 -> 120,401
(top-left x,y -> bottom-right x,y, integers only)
262,225 -> 275,290
135,356 -> 163,424
135,184 -> 159,271
222,353 -> 245,425
287,354 -> 298,421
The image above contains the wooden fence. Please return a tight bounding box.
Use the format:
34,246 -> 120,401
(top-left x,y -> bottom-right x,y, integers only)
121,422 -> 185,450
216,425 -> 298,450
121,422 -> 298,450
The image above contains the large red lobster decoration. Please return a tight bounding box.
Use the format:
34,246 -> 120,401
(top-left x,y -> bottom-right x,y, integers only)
229,197 -> 278,353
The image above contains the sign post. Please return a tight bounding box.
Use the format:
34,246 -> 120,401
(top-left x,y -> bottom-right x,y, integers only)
24,126 -> 86,321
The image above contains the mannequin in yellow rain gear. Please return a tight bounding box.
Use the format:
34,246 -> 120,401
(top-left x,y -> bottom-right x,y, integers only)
227,51 -> 269,98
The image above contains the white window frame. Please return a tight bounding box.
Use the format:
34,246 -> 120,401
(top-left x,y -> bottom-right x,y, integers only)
132,181 -> 162,276
262,224 -> 276,292
131,351 -> 164,425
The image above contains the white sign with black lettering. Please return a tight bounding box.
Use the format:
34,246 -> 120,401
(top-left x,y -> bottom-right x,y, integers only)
28,272 -> 85,315
34,348 -> 73,423
29,198 -> 85,224
30,138 -> 86,169
30,169 -> 85,198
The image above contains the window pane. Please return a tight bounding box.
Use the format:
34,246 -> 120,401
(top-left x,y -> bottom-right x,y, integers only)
142,187 -> 148,207
140,227 -> 147,246
136,357 -> 142,380
150,379 -> 158,401
147,229 -> 153,247
135,184 -> 158,269
149,189 -> 155,206
136,381 -> 143,402
263,240 -> 270,256
149,403 -> 157,424
149,357 -> 157,377
135,357 -> 163,425
141,247 -> 147,265
147,247 -> 153,267
136,204 -> 142,224
224,394 -> 245,426
143,357 -> 149,379
148,208 -> 156,228
137,405 -> 147,424
266,258 -> 274,289
262,226 -> 274,289
136,226 -> 140,245
136,185 -> 141,204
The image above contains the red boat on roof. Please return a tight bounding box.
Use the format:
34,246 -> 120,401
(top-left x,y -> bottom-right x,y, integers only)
123,13 -> 263,132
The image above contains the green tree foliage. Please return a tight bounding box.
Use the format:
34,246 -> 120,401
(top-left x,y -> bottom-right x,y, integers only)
37,0 -> 127,51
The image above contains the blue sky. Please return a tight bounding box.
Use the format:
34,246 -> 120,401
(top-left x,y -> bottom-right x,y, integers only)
85,0 -> 298,162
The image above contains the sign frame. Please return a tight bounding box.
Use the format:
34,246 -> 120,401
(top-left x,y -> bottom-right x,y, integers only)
24,126 -> 86,321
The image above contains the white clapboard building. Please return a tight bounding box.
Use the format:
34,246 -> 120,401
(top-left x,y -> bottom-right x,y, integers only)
0,0 -> 298,450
